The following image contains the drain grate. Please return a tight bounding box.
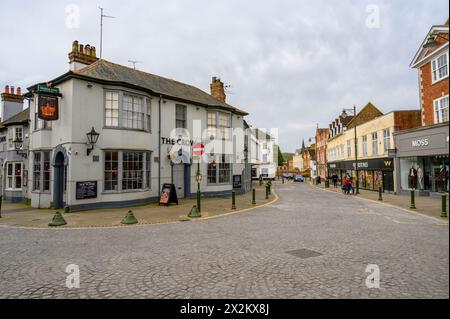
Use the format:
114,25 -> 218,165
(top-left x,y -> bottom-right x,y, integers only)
286,249 -> 322,259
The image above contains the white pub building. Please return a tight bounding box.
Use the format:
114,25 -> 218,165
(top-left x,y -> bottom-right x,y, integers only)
25,41 -> 250,211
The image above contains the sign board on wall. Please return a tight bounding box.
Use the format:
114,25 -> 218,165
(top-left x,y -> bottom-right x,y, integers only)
38,95 -> 59,121
76,181 -> 98,200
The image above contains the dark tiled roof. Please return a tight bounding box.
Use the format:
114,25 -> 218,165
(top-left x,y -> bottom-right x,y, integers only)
59,60 -> 248,115
0,108 -> 29,128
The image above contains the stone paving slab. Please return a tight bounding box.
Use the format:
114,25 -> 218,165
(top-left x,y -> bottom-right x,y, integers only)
307,180 -> 449,221
0,184 -> 275,228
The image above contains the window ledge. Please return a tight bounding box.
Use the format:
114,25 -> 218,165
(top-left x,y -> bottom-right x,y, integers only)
101,189 -> 151,195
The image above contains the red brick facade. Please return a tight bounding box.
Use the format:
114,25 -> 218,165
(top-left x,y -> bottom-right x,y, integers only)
419,59 -> 449,126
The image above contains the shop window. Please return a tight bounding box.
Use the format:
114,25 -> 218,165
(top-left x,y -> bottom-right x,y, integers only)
371,132 -> 378,155
122,152 -> 144,190
434,95 -> 449,124
432,52 -> 448,83
208,154 -> 231,184
104,151 -> 150,192
6,162 -> 22,190
176,104 -> 187,128
104,151 -> 119,191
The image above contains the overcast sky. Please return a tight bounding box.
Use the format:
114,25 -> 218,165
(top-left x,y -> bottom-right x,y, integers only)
0,0 -> 448,152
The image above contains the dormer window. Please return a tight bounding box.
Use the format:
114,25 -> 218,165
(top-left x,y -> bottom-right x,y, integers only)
431,52 -> 448,83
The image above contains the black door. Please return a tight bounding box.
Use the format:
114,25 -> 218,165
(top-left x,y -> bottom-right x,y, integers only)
53,152 -> 65,209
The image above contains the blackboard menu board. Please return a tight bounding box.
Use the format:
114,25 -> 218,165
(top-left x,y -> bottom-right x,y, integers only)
76,181 -> 98,200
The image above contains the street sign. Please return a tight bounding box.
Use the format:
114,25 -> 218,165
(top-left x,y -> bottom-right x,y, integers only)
37,84 -> 60,95
193,143 -> 205,156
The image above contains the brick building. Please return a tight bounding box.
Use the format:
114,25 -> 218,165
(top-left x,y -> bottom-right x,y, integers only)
315,128 -> 329,179
394,19 -> 449,195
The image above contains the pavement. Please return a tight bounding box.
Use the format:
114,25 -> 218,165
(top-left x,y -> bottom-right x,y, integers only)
0,184 -> 275,228
0,182 -> 448,299
311,180 -> 449,221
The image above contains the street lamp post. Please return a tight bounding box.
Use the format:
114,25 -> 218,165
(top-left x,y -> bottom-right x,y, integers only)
343,105 -> 359,194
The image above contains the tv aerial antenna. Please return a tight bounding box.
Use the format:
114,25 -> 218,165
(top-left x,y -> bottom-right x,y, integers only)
128,60 -> 143,70
99,7 -> 115,59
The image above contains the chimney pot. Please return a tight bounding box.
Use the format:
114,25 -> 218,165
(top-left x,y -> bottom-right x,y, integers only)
85,44 -> 91,56
72,40 -> 79,53
91,46 -> 97,57
79,44 -> 84,54
17,87 -> 21,95
4,85 -> 9,93
10,86 -> 14,95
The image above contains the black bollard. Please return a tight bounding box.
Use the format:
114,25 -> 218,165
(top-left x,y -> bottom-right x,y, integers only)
378,187 -> 383,201
410,190 -> 416,209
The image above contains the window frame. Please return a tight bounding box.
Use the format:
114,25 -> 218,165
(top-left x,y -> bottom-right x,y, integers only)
431,52 -> 449,84
207,110 -> 231,140
207,154 -> 232,185
103,150 -> 151,193
371,132 -> 378,155
362,136 -> 368,157
175,104 -> 187,129
383,129 -> 391,152
433,95 -> 449,124
6,162 -> 22,191
32,150 -> 52,193
104,90 -> 150,132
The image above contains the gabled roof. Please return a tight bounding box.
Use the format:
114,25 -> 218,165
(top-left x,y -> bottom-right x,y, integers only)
32,59 -> 248,116
346,102 -> 383,129
0,108 -> 29,129
410,23 -> 449,68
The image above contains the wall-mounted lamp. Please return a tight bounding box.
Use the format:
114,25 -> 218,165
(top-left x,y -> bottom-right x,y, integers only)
13,138 -> 27,158
86,127 -> 100,156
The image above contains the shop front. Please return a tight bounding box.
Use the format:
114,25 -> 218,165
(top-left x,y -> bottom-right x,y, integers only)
394,123 -> 449,195
328,158 -> 394,192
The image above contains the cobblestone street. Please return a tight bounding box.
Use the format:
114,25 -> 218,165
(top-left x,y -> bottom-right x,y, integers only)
0,183 -> 448,299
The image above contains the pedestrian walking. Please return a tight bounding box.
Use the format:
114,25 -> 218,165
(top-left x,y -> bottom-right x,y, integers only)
332,174 -> 338,188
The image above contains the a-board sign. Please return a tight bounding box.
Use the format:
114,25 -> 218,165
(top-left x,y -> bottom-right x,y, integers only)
76,181 -> 98,200
159,183 -> 179,206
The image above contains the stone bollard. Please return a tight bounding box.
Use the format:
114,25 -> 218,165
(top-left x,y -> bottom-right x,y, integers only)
121,210 -> 138,225
188,205 -> 201,218
265,185 -> 269,199
252,189 -> 256,205
441,194 -> 447,218
378,187 -> 383,201
48,212 -> 67,227
232,190 -> 236,210
410,190 -> 416,209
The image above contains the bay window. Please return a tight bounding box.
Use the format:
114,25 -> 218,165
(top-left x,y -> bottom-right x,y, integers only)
207,111 -> 231,140
104,91 -> 149,131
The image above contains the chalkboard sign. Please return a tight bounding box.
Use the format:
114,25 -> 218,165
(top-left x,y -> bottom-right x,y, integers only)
159,183 -> 179,206
233,175 -> 242,189
76,181 -> 98,200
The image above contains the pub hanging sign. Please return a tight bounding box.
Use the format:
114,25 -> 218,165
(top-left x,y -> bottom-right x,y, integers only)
38,95 -> 59,121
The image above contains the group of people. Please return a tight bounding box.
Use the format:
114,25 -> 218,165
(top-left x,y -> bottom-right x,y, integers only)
331,173 -> 354,195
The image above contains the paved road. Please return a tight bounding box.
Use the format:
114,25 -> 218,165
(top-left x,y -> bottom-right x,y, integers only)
0,183 -> 448,299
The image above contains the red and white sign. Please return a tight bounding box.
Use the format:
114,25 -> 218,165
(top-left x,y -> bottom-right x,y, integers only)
192,143 -> 205,156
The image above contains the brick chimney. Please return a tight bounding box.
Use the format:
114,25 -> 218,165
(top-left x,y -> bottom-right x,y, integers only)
68,40 -> 99,71
1,84 -> 24,122
210,77 -> 226,102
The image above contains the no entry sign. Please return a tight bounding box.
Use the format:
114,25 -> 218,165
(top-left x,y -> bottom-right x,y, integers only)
193,143 -> 205,156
